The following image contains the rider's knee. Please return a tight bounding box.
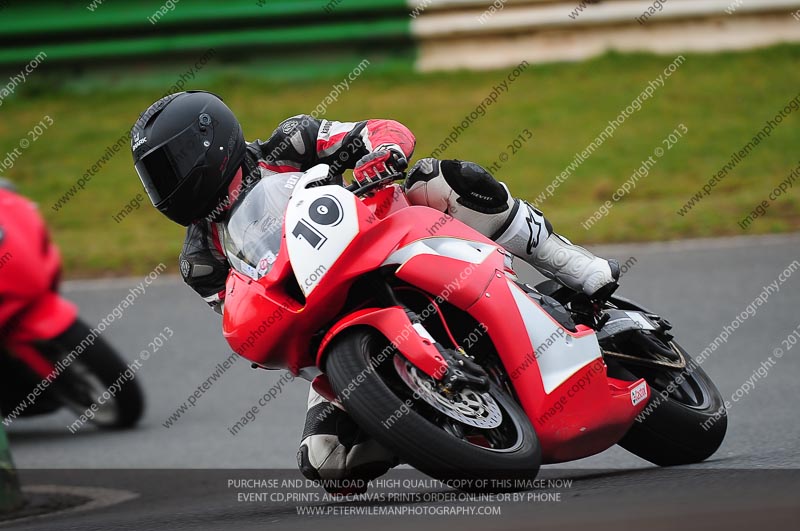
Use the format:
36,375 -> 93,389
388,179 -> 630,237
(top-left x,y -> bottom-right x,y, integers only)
405,158 -> 510,215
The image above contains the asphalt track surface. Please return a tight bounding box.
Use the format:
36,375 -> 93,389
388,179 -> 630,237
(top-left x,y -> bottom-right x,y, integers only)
4,234 -> 800,530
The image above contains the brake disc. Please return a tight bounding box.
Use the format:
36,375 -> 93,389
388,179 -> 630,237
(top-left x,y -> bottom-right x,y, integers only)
393,356 -> 503,429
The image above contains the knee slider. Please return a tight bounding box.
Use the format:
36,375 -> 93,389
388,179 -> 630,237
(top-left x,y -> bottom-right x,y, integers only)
440,160 -> 509,214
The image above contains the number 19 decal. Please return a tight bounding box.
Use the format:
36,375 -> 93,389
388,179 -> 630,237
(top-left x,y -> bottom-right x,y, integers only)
292,220 -> 326,249
292,195 -> 344,250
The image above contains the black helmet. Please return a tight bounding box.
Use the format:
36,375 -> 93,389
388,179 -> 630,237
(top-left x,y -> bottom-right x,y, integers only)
131,91 -> 246,226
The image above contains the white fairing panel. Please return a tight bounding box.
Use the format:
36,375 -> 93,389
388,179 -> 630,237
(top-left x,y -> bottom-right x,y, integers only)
382,237 -> 497,268
509,282 -> 602,394
285,165 -> 360,296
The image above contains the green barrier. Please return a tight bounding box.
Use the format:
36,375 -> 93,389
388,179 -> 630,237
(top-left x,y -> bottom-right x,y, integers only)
0,0 -> 413,70
0,425 -> 22,514
0,0 -> 407,35
0,18 -> 410,65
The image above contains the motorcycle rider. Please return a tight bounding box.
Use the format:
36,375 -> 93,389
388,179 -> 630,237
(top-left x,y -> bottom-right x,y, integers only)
131,91 -> 620,490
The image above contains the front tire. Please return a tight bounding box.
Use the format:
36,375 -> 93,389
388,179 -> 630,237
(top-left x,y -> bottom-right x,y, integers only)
325,327 -> 540,490
48,318 -> 144,429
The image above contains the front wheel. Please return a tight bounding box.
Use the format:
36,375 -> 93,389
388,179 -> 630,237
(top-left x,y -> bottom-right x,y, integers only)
48,318 -> 145,429
325,328 -> 540,490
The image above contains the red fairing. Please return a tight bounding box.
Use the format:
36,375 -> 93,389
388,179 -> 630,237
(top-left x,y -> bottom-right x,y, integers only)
363,119 -> 416,158
222,189 -> 449,375
0,188 -> 77,377
222,179 -> 649,464
0,189 -> 58,300
459,275 -> 649,463
317,307 -> 449,378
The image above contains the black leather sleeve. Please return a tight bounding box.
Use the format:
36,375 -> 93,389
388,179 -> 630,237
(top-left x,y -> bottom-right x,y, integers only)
250,115 -> 323,171
178,221 -> 229,312
250,114 -> 376,182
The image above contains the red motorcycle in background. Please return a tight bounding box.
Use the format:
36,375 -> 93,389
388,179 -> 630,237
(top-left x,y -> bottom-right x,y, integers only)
0,180 -> 143,429
221,165 -> 727,486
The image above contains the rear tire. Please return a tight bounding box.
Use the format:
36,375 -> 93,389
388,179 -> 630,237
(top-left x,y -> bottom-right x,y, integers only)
612,341 -> 727,466
325,327 -> 540,490
535,285 -> 728,466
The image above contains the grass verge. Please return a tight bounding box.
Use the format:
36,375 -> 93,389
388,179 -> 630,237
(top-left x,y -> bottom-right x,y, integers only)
1,44 -> 799,277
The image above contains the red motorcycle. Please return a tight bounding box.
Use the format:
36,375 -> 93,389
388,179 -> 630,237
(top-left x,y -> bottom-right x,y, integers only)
0,182 -> 143,429
221,166 -> 727,485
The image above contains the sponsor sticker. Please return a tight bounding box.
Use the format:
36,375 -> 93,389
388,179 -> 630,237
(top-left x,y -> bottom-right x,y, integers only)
258,251 -> 277,273
631,381 -> 648,406
241,262 -> 258,279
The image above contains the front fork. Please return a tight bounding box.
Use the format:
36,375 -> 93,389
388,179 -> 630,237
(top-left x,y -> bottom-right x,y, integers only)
372,275 -> 490,391
315,274 -> 490,405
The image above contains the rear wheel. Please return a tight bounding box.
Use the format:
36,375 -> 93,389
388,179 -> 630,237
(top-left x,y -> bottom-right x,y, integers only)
533,283 -> 727,466
325,327 -> 540,490
606,332 -> 727,466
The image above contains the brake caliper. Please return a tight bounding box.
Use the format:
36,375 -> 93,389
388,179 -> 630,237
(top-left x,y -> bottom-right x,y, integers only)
437,346 -> 490,394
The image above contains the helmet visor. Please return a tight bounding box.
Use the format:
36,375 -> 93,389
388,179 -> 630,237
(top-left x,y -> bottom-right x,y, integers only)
134,124 -> 207,205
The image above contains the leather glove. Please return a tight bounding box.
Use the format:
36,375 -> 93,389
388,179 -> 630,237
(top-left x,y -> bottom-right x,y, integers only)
353,144 -> 408,187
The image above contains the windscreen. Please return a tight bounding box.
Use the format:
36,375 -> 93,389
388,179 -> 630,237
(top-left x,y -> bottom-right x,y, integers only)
222,173 -> 297,279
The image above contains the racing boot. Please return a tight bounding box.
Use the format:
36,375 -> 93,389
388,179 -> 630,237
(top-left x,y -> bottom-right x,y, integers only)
297,387 -> 398,495
405,158 -> 619,300
493,200 -> 620,300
